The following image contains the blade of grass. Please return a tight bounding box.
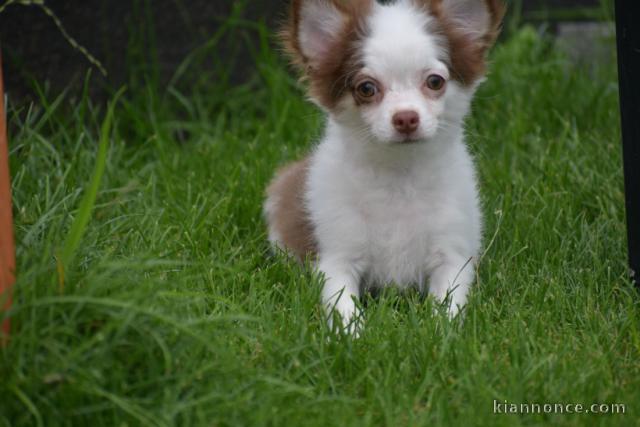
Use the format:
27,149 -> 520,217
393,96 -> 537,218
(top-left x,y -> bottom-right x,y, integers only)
57,88 -> 125,291
9,384 -> 43,427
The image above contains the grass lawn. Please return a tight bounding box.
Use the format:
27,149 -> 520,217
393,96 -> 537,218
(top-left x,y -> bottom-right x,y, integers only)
1,26 -> 638,426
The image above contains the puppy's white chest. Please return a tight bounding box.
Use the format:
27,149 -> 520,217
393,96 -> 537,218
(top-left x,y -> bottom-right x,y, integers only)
307,134 -> 481,290
355,180 -> 440,286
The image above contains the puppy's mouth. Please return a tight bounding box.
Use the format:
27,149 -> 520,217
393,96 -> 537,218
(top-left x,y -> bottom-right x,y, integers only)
396,134 -> 424,144
381,132 -> 428,146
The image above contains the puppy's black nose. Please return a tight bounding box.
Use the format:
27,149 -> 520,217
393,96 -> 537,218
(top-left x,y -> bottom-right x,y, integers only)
392,111 -> 420,135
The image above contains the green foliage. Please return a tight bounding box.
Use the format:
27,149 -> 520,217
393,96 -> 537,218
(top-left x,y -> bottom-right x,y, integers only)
1,25 -> 638,427
58,89 -> 124,291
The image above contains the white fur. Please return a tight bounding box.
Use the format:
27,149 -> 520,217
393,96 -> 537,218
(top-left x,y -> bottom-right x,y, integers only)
268,1 -> 486,331
358,3 -> 451,143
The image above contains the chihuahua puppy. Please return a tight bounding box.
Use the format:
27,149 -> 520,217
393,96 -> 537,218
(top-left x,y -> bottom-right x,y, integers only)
265,0 -> 504,330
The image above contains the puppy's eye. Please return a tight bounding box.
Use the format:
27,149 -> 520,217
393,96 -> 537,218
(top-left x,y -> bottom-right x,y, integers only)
356,81 -> 378,98
426,74 -> 446,91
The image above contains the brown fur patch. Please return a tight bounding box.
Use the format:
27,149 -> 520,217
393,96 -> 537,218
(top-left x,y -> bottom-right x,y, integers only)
265,158 -> 317,261
419,0 -> 506,86
280,0 -> 373,109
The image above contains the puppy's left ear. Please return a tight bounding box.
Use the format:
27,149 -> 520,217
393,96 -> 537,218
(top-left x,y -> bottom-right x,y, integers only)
438,0 -> 506,47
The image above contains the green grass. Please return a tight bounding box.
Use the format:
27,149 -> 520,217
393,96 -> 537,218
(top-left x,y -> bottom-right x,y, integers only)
1,26 -> 638,427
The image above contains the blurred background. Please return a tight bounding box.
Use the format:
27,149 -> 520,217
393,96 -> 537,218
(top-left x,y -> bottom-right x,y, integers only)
0,0 -> 615,103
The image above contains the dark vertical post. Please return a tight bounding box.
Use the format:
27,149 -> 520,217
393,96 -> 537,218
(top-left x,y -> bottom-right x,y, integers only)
615,0 -> 640,287
0,44 -> 15,345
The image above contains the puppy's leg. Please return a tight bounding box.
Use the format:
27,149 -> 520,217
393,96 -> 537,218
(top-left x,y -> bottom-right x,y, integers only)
428,255 -> 475,317
318,257 -> 362,333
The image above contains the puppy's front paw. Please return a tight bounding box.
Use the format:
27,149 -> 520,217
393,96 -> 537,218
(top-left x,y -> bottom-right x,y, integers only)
445,299 -> 464,319
429,259 -> 473,319
430,288 -> 467,318
326,298 -> 362,337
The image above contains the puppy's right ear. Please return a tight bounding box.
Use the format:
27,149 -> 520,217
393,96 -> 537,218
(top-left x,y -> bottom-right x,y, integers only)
437,0 -> 506,47
282,0 -> 364,72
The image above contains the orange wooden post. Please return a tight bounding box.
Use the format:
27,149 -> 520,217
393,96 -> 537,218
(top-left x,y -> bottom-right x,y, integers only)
0,46 -> 15,345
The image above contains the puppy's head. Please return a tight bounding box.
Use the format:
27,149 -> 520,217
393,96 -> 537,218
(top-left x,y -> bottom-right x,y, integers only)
282,0 -> 505,145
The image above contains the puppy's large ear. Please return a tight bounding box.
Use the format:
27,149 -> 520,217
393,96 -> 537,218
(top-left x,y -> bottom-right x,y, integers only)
438,0 -> 505,47
282,0 -> 371,72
